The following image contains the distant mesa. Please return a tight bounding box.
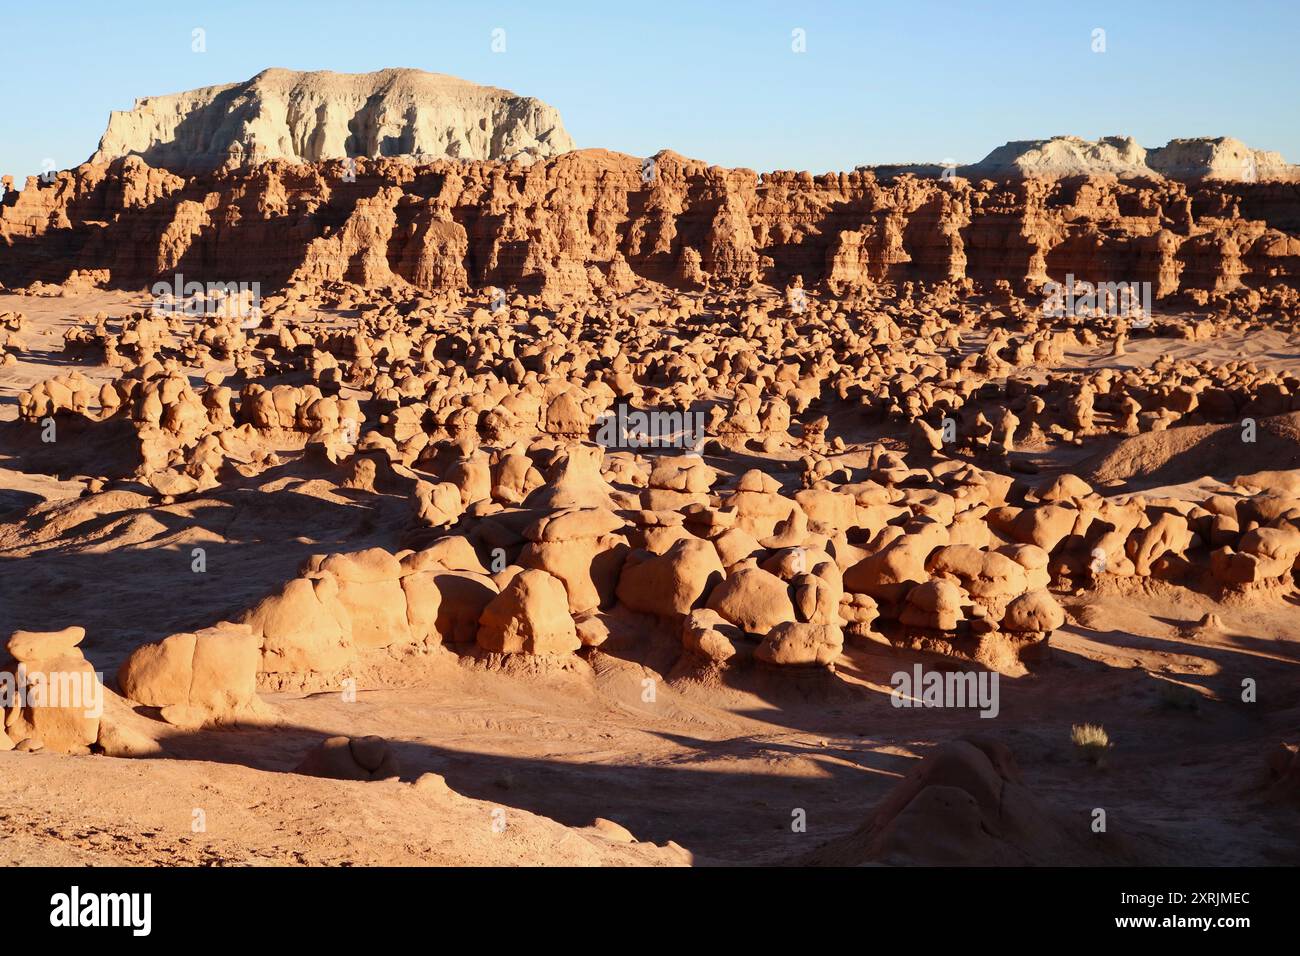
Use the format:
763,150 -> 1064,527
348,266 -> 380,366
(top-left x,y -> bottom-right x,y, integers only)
88,67 -> 575,172
960,135 -> 1297,182
84,69 -> 1292,186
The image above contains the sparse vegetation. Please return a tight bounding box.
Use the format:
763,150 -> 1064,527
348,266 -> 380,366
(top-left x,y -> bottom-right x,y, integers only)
1071,723 -> 1112,765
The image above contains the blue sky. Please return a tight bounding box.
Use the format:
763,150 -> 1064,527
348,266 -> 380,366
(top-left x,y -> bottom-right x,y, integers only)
2,0 -> 1296,180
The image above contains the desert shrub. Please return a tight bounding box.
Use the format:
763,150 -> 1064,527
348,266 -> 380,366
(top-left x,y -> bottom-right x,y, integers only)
1071,723 -> 1111,765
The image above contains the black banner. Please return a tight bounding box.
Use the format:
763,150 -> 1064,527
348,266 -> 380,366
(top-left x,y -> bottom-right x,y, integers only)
8,866 -> 1280,943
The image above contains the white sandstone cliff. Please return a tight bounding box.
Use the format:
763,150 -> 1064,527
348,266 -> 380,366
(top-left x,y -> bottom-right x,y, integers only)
964,135 -> 1296,181
90,67 -> 575,171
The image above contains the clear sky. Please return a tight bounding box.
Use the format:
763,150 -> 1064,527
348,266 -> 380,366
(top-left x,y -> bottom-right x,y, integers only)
2,0 -> 1296,180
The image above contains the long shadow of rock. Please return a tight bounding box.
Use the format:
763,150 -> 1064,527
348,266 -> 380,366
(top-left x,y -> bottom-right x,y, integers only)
0,477 -> 409,669
131,713 -> 910,864
802,736 -> 1179,865
0,416 -> 142,480
1079,411 -> 1300,492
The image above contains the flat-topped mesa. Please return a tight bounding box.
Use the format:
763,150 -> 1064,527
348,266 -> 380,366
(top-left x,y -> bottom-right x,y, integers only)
88,67 -> 575,172
965,136 -> 1156,180
1147,137 -> 1296,182
963,135 -> 1298,182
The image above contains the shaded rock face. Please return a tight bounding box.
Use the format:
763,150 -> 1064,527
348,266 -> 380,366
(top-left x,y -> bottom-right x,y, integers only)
805,739 -> 1160,865
4,147 -> 1298,300
89,67 -> 575,172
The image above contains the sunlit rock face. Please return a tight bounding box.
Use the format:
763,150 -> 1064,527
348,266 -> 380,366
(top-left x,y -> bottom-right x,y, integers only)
89,67 -> 575,172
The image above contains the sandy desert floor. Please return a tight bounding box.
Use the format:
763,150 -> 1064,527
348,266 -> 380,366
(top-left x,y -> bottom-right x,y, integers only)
3,288 -> 1299,867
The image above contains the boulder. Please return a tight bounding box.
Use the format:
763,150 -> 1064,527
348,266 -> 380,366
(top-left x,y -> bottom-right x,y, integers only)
616,537 -> 724,617
476,569 -> 580,655
118,622 -> 267,727
755,622 -> 843,667
319,548 -> 414,649
1001,590 -> 1066,633
295,735 -> 400,781
705,566 -> 796,635
3,626 -> 101,755
243,573 -> 354,673
682,608 -> 749,664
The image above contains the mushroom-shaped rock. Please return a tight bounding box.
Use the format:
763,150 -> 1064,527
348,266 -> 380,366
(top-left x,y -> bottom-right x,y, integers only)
520,507 -> 628,614
927,545 -> 1029,615
476,569 -> 580,655
900,579 -> 966,631
4,626 -> 100,754
319,548 -> 413,649
616,537 -> 725,617
7,625 -> 86,661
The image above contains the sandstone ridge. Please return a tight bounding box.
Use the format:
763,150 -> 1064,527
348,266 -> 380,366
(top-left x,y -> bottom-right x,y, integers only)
4,148 -> 1298,303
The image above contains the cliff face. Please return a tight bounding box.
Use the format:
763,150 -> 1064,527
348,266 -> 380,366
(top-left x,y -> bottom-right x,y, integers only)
3,148 -> 1299,302
966,136 -> 1298,183
969,136 -> 1156,180
88,68 -> 575,172
1147,137 -> 1296,182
